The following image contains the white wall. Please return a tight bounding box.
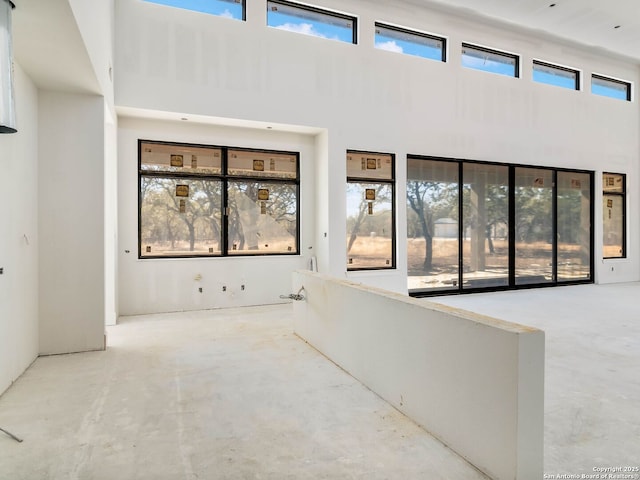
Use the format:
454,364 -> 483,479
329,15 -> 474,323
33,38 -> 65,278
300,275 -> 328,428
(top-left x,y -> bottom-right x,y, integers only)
68,0 -> 115,108
115,0 -> 640,295
117,117 -> 315,315
104,106 -> 118,326
66,0 -> 118,327
38,92 -> 106,354
293,270 -> 545,480
0,64 -> 40,395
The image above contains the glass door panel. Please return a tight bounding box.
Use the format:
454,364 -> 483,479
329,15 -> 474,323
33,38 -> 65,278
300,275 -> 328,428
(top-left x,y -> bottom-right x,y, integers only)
407,159 -> 459,293
462,163 -> 509,289
515,168 -> 553,285
557,171 -> 591,281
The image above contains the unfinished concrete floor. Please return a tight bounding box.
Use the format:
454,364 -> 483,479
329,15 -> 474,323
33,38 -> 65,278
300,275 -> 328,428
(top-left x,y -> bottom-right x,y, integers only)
0,304 -> 489,480
433,282 -> 640,477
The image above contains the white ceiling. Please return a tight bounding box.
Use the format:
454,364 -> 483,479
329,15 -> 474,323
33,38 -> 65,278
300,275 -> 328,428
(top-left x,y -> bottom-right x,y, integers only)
416,0 -> 640,63
12,0 -> 101,94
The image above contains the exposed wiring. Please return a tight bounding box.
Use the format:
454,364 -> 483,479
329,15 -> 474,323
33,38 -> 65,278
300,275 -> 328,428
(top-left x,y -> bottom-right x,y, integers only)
279,286 -> 306,301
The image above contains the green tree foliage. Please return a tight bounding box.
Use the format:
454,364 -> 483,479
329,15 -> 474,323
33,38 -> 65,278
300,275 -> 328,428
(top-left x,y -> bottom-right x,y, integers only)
406,181 -> 458,271
515,185 -> 552,243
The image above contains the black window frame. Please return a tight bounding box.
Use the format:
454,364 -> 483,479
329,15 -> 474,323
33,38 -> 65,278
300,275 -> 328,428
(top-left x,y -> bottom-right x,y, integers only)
346,150 -> 396,271
267,0 -> 358,44
407,156 -> 594,297
461,42 -> 520,78
602,172 -> 627,259
374,22 -> 447,62
591,74 -> 632,101
138,139 -> 300,259
532,59 -> 580,90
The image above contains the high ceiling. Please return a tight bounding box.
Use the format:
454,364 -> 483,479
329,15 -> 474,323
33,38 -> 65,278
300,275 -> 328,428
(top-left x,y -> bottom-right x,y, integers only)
12,0 -> 101,94
9,0 -> 640,96
418,0 -> 640,63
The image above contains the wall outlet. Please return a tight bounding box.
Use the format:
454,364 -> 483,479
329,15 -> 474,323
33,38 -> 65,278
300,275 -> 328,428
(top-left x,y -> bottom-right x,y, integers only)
241,284 -> 245,291
198,287 -> 203,293
222,285 -> 227,292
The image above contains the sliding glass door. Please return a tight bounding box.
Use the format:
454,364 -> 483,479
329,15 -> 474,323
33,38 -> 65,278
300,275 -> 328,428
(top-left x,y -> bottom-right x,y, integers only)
407,157 -> 593,296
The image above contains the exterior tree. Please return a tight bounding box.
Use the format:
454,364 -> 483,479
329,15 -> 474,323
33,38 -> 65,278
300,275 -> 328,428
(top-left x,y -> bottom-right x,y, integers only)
346,183 -> 391,254
406,181 -> 458,271
141,177 -> 220,253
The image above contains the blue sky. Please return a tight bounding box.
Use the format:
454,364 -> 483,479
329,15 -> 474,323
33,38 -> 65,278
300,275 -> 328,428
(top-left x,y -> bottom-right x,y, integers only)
267,10 -> 352,42
592,79 -> 629,100
145,1 -> 629,101
533,68 -> 577,90
461,49 -> 516,77
374,33 -> 442,61
144,0 -> 243,19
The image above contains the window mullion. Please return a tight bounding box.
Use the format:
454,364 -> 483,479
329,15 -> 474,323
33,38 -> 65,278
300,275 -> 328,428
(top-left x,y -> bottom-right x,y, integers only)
508,166 -> 516,287
552,170 -> 558,283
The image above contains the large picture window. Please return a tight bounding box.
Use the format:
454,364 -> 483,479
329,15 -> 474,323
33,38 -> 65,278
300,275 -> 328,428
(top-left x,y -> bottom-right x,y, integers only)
407,157 -> 593,296
347,151 -> 395,270
139,141 -> 299,258
603,173 -> 626,258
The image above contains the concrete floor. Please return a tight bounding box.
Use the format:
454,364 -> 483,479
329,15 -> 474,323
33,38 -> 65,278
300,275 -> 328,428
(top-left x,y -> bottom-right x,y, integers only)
0,304 -> 489,480
2,283 -> 639,479
432,282 -> 640,477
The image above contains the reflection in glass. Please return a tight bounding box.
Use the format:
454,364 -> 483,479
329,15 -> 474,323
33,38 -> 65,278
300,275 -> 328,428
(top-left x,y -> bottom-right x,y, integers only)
140,177 -> 222,256
407,159 -> 459,292
462,163 -> 509,288
557,172 -> 591,281
227,181 -> 298,254
515,168 -> 553,285
346,183 -> 393,269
